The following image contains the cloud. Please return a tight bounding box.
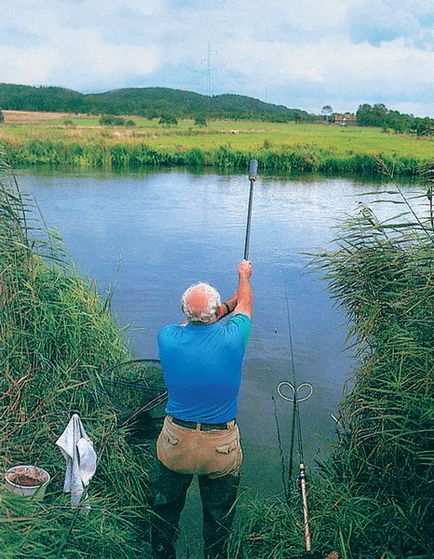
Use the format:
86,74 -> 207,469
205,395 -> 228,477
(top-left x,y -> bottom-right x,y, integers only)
0,32 -> 160,90
0,45 -> 62,85
348,1 -> 422,45
0,0 -> 433,115
0,1 -> 161,89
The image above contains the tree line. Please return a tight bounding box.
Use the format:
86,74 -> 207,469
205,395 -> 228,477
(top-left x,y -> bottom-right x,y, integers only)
2,83 -> 432,135
0,83 -> 315,123
356,103 -> 433,136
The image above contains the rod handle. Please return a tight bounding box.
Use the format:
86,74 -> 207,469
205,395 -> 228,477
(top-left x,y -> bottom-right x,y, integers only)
299,463 -> 312,552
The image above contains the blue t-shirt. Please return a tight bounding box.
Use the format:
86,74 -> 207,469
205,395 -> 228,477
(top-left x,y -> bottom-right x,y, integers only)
158,314 -> 251,423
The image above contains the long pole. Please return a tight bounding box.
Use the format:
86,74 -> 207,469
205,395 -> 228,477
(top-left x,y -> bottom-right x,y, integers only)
243,159 -> 258,260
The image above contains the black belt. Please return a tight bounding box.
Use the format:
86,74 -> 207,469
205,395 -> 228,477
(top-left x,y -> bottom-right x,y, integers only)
171,416 -> 235,431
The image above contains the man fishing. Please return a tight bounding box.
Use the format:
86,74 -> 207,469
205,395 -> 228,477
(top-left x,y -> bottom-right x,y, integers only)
151,259 -> 253,559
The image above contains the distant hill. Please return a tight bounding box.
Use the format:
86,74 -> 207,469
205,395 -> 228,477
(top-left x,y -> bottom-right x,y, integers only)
0,83 -> 317,122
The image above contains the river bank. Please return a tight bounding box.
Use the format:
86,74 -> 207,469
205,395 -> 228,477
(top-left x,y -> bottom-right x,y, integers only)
1,115 -> 433,178
1,138 -> 427,178
0,158 -> 153,558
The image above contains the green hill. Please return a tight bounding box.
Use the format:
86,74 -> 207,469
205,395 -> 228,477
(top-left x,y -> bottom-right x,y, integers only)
0,83 -> 316,122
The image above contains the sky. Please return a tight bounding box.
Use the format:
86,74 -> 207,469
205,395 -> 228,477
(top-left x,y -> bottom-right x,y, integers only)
1,0 -> 433,116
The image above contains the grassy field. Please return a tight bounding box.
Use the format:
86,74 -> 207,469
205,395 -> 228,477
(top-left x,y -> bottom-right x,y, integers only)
3,109 -> 434,156
1,110 -> 433,177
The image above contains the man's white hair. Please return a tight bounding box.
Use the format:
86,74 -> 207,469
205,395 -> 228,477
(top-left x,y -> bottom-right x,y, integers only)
181,282 -> 221,323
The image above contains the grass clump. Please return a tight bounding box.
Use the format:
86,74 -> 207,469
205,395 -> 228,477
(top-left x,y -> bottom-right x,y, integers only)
0,154 -> 153,557
1,138 -> 428,178
230,167 -> 433,558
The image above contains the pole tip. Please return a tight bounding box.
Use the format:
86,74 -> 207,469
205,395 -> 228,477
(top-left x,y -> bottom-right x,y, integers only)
249,159 -> 258,180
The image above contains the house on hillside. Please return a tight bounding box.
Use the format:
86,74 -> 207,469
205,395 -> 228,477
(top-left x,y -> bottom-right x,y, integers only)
334,113 -> 357,126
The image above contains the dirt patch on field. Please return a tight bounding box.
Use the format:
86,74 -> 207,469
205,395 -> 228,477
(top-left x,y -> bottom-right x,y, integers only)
3,110 -> 74,124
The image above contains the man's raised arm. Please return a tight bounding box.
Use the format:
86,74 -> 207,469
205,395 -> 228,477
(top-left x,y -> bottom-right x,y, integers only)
233,260 -> 253,318
216,260 -> 253,320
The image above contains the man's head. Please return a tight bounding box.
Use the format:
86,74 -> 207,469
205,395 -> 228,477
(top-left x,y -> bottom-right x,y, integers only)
181,282 -> 221,324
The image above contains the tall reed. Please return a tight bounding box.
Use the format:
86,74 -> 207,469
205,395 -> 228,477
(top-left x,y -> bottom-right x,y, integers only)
229,166 -> 434,558
2,138 -> 426,178
0,154 -> 153,557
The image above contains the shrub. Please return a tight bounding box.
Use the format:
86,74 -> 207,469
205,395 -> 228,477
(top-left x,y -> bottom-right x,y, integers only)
194,116 -> 207,127
98,115 -> 126,126
158,114 -> 178,126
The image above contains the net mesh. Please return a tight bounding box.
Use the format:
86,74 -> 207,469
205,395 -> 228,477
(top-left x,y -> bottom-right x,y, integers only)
97,359 -> 167,426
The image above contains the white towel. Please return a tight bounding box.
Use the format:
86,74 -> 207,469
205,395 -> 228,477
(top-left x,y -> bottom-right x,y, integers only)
56,413 -> 97,507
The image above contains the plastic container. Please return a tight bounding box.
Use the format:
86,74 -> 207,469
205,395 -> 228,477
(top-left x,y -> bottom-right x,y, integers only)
4,465 -> 50,500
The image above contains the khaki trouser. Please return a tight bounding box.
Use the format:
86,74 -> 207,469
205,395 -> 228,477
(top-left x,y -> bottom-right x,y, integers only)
156,416 -> 242,479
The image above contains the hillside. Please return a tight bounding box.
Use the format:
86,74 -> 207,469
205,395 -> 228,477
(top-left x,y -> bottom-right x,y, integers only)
0,83 -> 315,122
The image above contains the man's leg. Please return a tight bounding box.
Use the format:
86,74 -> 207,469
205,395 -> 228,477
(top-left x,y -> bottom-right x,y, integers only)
150,460 -> 193,559
198,472 -> 241,559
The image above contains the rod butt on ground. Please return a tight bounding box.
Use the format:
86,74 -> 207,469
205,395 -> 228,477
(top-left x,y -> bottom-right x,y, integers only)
299,463 -> 312,552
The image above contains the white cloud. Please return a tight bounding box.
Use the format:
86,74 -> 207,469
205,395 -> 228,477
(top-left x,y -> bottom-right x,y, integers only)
168,33 -> 434,97
0,32 -> 160,89
0,45 -> 62,85
0,0 -> 433,115
0,2 -> 161,88
49,28 -> 160,84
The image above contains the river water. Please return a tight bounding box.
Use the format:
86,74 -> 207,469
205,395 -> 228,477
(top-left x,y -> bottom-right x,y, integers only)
18,168 -> 415,557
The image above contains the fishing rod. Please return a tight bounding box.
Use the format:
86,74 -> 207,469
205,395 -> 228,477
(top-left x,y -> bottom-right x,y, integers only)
243,159 -> 258,260
241,160 -> 313,551
276,274 -> 313,553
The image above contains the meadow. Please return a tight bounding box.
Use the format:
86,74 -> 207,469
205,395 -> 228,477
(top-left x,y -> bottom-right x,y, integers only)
1,110 -> 432,177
